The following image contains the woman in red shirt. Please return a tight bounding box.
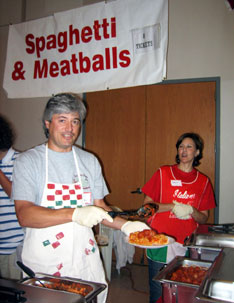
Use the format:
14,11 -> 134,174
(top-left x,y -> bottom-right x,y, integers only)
141,132 -> 216,303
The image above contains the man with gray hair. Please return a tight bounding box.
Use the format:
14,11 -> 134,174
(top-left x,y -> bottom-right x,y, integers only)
12,93 -> 149,302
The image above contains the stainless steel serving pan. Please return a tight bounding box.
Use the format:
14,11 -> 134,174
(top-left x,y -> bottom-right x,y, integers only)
184,233 -> 234,250
154,256 -> 213,303
21,273 -> 106,303
196,248 -> 234,303
198,279 -> 234,302
155,256 -> 212,288
0,278 -> 86,303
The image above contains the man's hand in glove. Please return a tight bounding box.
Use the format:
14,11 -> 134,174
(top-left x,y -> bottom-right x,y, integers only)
172,201 -> 193,220
121,221 -> 150,236
72,206 -> 113,228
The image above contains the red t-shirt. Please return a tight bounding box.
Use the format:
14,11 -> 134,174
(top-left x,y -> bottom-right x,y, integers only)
142,165 -> 216,244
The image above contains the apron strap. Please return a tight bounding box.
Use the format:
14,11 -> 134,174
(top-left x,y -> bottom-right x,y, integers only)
45,144 -> 84,196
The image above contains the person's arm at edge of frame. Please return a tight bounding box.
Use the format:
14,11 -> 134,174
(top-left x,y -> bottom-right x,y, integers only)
0,169 -> 12,197
14,198 -> 127,229
14,200 -> 75,228
143,195 -> 209,224
94,198 -> 129,229
190,208 -> 209,224
143,195 -> 174,213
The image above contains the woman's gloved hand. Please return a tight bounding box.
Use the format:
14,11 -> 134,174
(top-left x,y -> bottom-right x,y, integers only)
121,221 -> 150,236
72,206 -> 113,228
172,201 -> 193,219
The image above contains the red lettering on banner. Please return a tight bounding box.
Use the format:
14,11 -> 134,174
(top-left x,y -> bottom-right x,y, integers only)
112,47 -> 117,68
69,25 -> 80,45
25,34 -> 35,54
34,59 -> 48,78
35,36 -> 46,58
93,54 -> 104,71
70,54 -> 79,74
33,47 -> 131,79
50,61 -> 59,77
119,50 -> 131,67
93,20 -> 101,40
102,19 -> 110,39
25,17 -> 117,58
79,52 -> 91,73
12,62 -> 25,80
58,31 -> 67,52
105,48 -> 110,69
61,60 -> 71,76
111,17 -> 116,37
81,26 -> 92,42
47,34 -> 56,50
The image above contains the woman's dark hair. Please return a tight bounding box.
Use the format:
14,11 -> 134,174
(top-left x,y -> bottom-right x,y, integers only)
0,115 -> 14,151
175,132 -> 204,167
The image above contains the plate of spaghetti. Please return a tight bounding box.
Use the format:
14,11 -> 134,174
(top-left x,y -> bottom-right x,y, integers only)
127,229 -> 174,248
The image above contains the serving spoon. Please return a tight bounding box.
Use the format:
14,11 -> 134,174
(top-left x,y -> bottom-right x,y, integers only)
17,261 -> 46,288
108,202 -> 158,219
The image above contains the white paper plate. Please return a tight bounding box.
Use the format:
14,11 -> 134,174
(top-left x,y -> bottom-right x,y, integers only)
126,236 -> 175,249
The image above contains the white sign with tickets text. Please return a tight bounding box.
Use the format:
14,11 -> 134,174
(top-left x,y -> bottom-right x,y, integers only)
3,0 -> 168,98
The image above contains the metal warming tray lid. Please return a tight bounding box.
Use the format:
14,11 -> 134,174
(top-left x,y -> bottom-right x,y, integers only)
184,233 -> 234,250
196,248 -> 234,303
20,273 -> 106,303
198,279 -> 234,303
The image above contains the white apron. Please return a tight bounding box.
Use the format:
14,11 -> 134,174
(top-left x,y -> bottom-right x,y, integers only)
22,145 -> 107,302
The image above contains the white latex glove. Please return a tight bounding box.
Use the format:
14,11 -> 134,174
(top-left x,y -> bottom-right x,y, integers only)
72,206 -> 113,228
121,221 -> 150,236
172,201 -> 193,220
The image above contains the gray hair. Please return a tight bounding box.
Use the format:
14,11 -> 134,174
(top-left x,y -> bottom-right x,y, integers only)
42,93 -> 87,138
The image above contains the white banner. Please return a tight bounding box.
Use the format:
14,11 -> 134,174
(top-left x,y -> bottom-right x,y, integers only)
3,0 -> 168,98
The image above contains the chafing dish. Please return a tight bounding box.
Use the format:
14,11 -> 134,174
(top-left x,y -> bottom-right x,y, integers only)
155,257 -> 212,286
0,277 -> 86,303
154,256 -> 213,303
21,273 -> 106,302
200,279 -> 234,302
0,274 -> 106,303
156,227 -> 234,303
208,224 -> 234,234
185,233 -> 234,250
195,247 -> 234,303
